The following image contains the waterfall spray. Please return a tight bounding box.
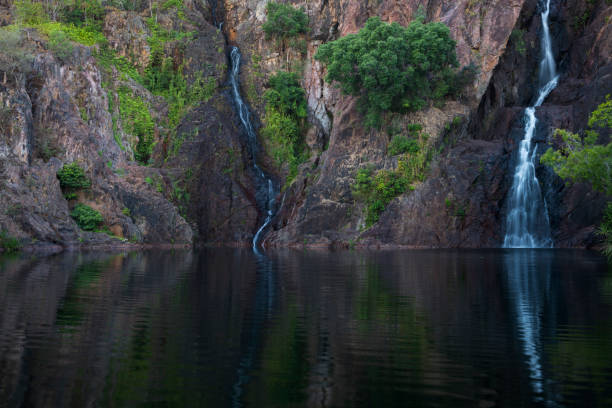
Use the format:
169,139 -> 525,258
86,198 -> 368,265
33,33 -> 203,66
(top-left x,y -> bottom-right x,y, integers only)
503,0 -> 558,248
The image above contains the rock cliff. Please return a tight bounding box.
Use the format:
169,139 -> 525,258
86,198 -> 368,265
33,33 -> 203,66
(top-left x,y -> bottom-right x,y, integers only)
0,0 -> 610,251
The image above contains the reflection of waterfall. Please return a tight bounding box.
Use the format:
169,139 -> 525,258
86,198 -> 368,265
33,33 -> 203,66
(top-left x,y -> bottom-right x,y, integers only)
230,252 -> 277,408
504,250 -> 556,406
504,0 -> 558,248
228,47 -> 278,249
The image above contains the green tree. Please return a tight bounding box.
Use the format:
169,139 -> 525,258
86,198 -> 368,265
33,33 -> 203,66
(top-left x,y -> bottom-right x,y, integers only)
541,96 -> 612,257
264,71 -> 307,119
262,2 -> 309,43
48,29 -> 74,61
261,71 -> 308,182
57,162 -> 91,189
541,96 -> 612,195
70,203 -> 103,231
315,17 -> 466,128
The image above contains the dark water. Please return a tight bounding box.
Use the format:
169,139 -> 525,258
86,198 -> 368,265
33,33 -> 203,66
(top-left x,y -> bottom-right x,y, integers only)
1,249 -> 611,407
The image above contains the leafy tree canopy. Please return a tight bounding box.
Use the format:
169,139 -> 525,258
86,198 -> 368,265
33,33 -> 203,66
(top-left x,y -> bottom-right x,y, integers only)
264,71 -> 307,119
315,17 -> 471,128
262,2 -> 309,41
541,95 -> 612,196
541,96 -> 612,258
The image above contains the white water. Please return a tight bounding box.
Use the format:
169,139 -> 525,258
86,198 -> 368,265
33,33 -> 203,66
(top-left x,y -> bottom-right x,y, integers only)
229,47 -> 277,250
503,0 -> 558,248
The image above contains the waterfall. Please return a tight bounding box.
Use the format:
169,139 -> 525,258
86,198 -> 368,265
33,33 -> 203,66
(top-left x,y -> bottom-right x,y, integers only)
228,47 -> 278,249
503,0 -> 558,249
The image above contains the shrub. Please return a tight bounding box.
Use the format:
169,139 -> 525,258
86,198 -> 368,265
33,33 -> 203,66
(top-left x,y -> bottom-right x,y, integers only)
264,71 -> 307,118
13,0 -> 48,25
57,162 -> 91,189
70,203 -> 103,231
262,2 -> 309,42
541,95 -> 612,257
388,135 -> 420,156
117,86 -> 155,165
261,71 -> 308,184
315,17 -> 465,128
0,230 -> 21,253
353,124 -> 432,227
48,29 -> 74,61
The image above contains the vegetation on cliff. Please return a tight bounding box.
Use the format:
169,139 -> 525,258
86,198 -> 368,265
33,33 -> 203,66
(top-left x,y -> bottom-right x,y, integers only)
262,2 -> 308,50
541,96 -> 612,256
70,203 -> 103,231
261,71 -> 308,183
353,124 -> 432,227
315,17 -> 475,128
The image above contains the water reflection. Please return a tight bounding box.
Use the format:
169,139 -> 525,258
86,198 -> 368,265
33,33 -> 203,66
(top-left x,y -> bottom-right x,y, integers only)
504,250 -> 554,404
0,249 -> 611,407
231,250 -> 277,408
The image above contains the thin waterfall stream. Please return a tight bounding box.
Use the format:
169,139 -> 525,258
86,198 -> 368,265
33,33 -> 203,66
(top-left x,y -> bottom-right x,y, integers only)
228,47 -> 278,250
503,0 -> 558,248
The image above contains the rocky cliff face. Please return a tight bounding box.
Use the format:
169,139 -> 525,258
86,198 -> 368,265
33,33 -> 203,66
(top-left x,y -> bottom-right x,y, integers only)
1,0 -> 610,251
219,0 -> 611,249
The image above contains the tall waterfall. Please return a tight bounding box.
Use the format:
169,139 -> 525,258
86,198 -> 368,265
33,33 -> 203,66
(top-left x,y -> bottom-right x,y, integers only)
503,0 -> 558,248
229,47 -> 277,249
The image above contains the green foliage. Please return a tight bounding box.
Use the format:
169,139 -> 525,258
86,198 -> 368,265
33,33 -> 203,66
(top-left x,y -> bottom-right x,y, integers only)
70,203 -> 103,231
122,207 -> 131,217
388,135 -> 419,156
0,230 -> 21,253
541,96 -> 612,196
541,96 -> 612,257
94,46 -> 142,81
36,22 -> 106,46
261,71 -> 308,185
48,29 -> 74,61
600,203 -> 612,259
117,86 -> 155,165
315,17 -> 470,128
61,0 -> 105,33
262,2 -> 309,42
264,71 -> 307,118
13,0 -> 47,25
353,125 -> 432,227
57,162 -> 91,189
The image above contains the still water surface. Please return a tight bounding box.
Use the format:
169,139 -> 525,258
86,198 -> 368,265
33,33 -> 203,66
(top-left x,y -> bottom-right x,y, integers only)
1,249 -> 611,407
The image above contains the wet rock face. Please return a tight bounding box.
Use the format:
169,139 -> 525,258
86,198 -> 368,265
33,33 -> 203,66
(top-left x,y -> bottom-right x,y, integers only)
164,96 -> 260,245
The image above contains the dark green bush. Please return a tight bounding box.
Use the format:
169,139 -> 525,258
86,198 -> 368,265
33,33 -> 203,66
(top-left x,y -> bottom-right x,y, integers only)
48,29 -> 74,61
262,2 -> 309,42
264,71 -> 307,119
57,162 -> 91,189
388,135 -> 420,156
262,71 -> 308,184
0,230 -> 21,253
70,203 -> 103,231
315,17 -> 467,128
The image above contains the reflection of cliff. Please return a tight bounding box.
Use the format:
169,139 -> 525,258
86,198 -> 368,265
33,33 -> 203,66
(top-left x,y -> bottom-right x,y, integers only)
1,250 -> 611,406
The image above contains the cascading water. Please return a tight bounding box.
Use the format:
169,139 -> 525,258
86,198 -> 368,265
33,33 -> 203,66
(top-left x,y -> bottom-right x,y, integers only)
503,0 -> 558,248
228,47 -> 278,250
